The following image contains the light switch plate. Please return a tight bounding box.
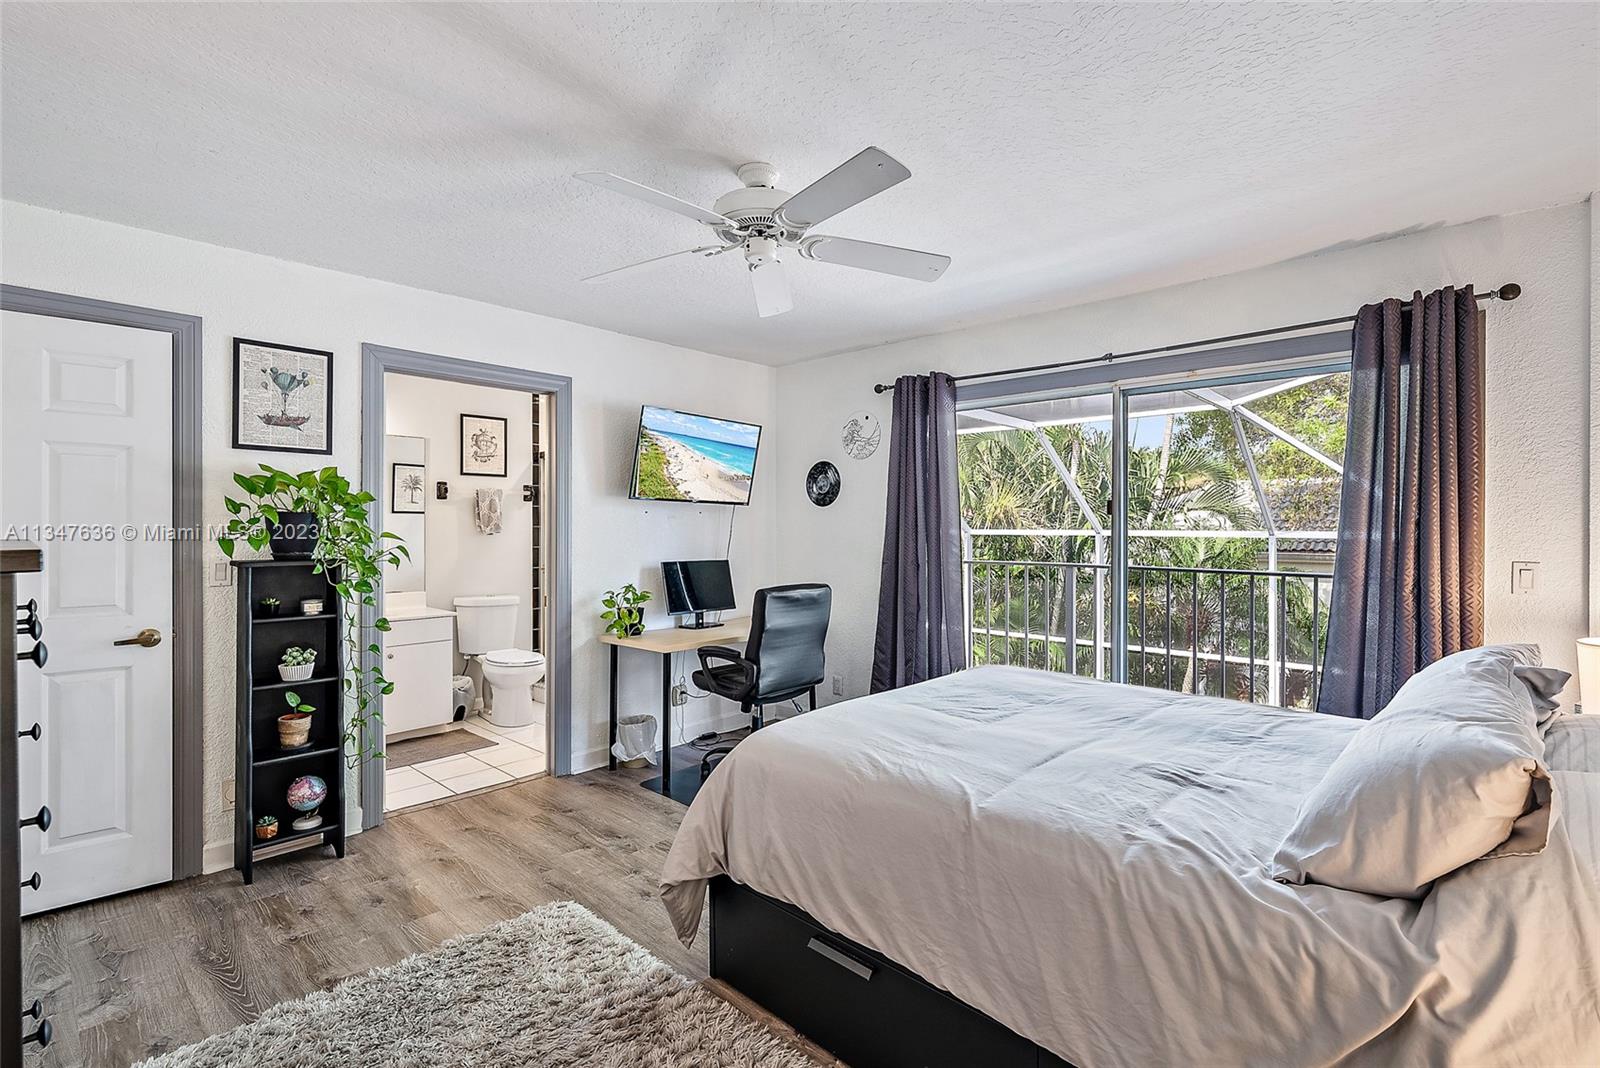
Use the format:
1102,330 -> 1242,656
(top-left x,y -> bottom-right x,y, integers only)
1511,560 -> 1538,595
209,559 -> 233,587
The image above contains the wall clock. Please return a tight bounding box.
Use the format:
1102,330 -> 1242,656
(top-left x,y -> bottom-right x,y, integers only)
806,461 -> 841,507
841,410 -> 882,459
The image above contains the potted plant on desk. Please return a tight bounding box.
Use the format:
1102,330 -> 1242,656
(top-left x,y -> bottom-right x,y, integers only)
601,584 -> 651,638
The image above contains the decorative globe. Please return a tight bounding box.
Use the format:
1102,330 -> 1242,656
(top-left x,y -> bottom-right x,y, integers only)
286,774 -> 328,813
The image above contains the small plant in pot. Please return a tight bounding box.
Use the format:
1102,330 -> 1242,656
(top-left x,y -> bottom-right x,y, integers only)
601,583 -> 651,638
255,815 -> 279,841
278,645 -> 317,682
278,690 -> 315,750
258,596 -> 281,618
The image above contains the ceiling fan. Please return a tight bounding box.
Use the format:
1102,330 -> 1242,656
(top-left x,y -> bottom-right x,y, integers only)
574,146 -> 950,318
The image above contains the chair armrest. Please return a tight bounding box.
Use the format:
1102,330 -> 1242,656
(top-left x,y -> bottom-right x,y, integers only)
696,645 -> 755,685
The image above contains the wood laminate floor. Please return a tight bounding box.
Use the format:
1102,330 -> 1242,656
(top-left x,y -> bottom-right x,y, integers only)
20,752 -> 789,1068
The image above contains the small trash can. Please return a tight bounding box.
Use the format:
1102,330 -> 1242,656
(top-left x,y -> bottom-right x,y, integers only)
612,715 -> 658,768
451,675 -> 474,722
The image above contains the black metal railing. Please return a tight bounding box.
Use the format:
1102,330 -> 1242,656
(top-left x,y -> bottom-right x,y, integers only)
964,559 -> 1330,710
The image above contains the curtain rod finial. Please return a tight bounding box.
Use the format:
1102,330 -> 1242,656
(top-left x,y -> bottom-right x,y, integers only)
874,382 -> 890,394
1494,283 -> 1521,302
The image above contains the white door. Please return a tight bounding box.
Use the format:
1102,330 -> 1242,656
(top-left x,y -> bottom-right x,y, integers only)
0,311 -> 175,914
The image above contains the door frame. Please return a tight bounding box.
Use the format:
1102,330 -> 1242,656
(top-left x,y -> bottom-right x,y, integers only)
359,343 -> 573,829
0,284 -> 205,880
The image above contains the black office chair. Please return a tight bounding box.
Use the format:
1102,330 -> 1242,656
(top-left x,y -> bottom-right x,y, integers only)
694,583 -> 831,779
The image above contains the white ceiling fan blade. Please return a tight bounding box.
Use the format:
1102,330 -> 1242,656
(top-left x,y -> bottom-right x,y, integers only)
581,245 -> 724,284
800,235 -> 951,281
775,147 -> 911,230
574,172 -> 734,228
749,261 -> 793,318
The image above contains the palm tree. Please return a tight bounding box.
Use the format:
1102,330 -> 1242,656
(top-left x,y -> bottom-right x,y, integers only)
960,416 -> 1293,691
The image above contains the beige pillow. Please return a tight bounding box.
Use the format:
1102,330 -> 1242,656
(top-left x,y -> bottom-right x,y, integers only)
1270,645 -> 1553,898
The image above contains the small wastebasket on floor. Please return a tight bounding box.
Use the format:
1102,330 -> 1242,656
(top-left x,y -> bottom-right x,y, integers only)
612,715 -> 658,768
451,675 -> 474,722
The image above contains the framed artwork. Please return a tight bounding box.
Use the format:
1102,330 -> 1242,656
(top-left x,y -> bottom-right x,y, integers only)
460,413 -> 508,477
232,338 -> 333,454
391,463 -> 426,514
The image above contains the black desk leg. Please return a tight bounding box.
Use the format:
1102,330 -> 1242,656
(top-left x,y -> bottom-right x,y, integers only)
660,653 -> 672,795
608,645 -> 619,771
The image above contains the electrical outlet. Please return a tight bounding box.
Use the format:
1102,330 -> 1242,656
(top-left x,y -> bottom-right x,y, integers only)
222,778 -> 235,805
670,683 -> 688,707
832,674 -> 844,697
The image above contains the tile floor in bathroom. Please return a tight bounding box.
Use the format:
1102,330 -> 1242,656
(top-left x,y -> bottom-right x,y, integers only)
383,709 -> 548,812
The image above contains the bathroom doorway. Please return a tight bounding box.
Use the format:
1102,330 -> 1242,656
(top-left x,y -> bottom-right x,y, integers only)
359,345 -> 572,827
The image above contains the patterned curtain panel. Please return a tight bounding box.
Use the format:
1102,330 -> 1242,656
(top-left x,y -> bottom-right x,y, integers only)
871,372 -> 967,692
1317,287 -> 1484,718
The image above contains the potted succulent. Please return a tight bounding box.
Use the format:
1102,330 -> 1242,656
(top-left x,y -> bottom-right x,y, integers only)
258,596 -> 282,618
278,645 -> 317,682
255,815 -> 279,841
601,583 -> 651,638
278,690 -> 315,749
219,464 -> 409,764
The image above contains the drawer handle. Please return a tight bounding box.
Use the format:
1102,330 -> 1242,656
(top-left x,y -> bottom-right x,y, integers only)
806,937 -> 875,982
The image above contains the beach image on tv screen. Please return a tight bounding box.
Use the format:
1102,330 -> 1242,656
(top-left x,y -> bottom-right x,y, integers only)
633,406 -> 760,504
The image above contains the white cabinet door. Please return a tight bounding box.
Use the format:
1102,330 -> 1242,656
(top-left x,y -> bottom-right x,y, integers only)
1,311 -> 175,914
382,639 -> 453,737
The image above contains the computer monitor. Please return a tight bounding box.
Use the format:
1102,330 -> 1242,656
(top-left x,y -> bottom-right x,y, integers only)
661,560 -> 735,629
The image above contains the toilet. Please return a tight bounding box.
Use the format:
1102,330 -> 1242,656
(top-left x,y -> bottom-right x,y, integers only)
452,594 -> 546,728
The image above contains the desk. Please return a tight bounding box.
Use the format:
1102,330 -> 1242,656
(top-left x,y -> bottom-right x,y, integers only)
601,617 -> 751,800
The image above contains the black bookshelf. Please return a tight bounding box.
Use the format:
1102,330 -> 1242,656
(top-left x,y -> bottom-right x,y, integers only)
232,560 -> 346,883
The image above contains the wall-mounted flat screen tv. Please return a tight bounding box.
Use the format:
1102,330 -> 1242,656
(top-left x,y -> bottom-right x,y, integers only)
630,405 -> 762,506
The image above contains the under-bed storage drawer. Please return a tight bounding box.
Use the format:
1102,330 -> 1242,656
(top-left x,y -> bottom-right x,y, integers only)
710,876 -> 1068,1068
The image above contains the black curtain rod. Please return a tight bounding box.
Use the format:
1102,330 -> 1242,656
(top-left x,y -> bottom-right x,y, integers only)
871,282 -> 1521,394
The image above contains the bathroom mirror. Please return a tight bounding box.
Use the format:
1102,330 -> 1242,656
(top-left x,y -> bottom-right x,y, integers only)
384,433 -> 427,593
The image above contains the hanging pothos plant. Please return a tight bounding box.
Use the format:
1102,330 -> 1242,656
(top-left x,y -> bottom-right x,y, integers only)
218,464 -> 408,766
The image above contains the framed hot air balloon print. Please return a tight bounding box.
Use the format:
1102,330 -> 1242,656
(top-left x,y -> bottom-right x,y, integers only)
232,338 -> 334,454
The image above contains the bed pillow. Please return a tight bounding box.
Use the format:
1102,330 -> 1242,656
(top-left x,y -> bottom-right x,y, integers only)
1270,644 -> 1554,898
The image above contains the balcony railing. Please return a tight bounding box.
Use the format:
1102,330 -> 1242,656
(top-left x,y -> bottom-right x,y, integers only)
964,558 -> 1331,710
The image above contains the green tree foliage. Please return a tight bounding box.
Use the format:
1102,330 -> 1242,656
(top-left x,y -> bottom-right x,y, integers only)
958,374 -> 1349,708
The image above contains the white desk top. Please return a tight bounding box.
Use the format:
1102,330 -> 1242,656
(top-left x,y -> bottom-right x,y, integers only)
600,617 -> 751,654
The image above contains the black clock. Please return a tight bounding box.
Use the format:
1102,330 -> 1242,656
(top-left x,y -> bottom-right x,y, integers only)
806,461 -> 841,507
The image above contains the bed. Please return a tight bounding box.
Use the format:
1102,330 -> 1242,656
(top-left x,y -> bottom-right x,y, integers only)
661,665 -> 1600,1068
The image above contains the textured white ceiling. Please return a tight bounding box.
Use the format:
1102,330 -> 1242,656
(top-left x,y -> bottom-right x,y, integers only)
2,3 -> 1595,365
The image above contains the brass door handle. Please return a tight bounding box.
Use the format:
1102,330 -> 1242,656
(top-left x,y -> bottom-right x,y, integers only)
114,628 -> 162,649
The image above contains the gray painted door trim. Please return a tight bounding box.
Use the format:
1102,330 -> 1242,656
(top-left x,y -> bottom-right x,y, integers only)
359,343 -> 574,829
0,284 -> 205,880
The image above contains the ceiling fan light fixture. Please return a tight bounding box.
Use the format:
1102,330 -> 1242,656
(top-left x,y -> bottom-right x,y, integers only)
573,146 -> 948,316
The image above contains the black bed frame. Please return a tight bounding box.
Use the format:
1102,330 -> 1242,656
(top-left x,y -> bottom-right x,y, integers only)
710,876 -> 1075,1068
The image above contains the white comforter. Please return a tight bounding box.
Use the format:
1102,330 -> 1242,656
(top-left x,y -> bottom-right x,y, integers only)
661,666 -> 1600,1067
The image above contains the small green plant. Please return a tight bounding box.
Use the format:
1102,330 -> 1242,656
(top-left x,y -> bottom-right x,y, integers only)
284,690 -> 315,716
280,646 -> 317,667
256,815 -> 277,828
601,583 -> 651,638
260,596 -> 281,607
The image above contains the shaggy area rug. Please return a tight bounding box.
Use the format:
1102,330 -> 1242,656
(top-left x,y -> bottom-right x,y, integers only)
136,901 -> 821,1067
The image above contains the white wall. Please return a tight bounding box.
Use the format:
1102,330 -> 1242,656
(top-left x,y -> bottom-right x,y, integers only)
385,375 -> 536,658
776,201 -> 1595,702
0,201 -> 780,869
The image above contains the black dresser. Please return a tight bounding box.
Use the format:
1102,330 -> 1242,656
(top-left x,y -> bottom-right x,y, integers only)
2,542 -> 53,1059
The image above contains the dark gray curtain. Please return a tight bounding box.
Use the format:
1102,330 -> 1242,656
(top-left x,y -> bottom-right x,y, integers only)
871,372 -> 966,692
1317,287 -> 1484,718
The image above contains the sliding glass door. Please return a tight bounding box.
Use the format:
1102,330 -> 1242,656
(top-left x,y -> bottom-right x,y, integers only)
958,362 -> 1350,710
